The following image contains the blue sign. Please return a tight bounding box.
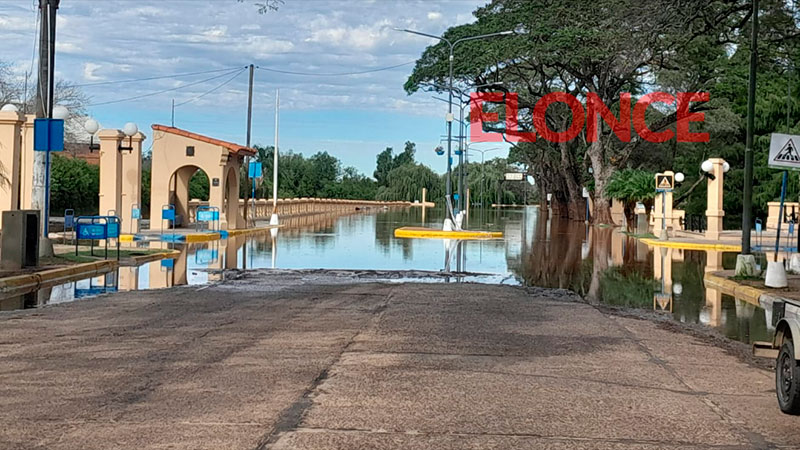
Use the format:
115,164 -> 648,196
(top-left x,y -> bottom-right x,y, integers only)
453,194 -> 459,201
131,208 -> 141,219
161,258 -> 175,269
195,249 -> 219,264
162,208 -> 175,221
64,212 -> 74,228
197,210 -> 219,222
33,118 -> 64,152
107,222 -> 120,238
78,224 -> 107,239
248,161 -> 263,178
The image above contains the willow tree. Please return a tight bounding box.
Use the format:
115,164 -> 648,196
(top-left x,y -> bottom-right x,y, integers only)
404,0 -> 756,224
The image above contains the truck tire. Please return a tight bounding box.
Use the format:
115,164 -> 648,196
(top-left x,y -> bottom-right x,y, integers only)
777,338 -> 800,415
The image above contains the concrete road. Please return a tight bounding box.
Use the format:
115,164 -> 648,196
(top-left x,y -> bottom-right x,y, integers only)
0,270 -> 798,449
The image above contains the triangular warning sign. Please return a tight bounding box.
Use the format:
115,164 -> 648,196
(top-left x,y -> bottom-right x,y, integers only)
657,176 -> 672,189
775,139 -> 800,162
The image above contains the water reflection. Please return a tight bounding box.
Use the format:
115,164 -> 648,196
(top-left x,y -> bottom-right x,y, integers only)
0,207 -> 774,345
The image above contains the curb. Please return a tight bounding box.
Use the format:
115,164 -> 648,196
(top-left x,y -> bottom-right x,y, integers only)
640,238 -> 741,251
703,273 -> 763,306
0,260 -> 118,297
128,250 -> 180,265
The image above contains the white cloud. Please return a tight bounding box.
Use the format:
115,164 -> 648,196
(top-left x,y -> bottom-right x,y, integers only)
82,63 -> 102,81
427,12 -> 442,20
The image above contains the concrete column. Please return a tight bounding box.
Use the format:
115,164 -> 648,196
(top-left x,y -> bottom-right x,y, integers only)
19,115 -> 35,210
120,132 -> 144,234
98,129 -> 124,218
705,158 -> 726,240
209,168 -> 225,229
0,110 -> 24,229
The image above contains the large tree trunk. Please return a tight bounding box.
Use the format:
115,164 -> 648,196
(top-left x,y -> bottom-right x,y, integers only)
587,140 -> 615,225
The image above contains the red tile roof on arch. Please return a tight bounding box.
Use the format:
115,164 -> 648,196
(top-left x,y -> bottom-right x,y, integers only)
151,124 -> 256,156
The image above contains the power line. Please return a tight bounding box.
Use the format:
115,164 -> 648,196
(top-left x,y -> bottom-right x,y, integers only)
174,67 -> 247,107
86,68 -> 246,107
74,66 -> 245,88
256,61 -> 414,76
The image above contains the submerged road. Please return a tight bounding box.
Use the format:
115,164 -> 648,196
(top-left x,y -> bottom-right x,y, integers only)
0,270 -> 798,449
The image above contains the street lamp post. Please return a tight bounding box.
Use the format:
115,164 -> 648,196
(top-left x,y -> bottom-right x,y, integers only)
429,81 -> 504,213
397,28 -> 513,229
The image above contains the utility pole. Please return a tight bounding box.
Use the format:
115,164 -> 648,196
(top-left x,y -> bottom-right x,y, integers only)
741,0 -> 759,256
244,64 -> 254,227
33,0 -> 59,252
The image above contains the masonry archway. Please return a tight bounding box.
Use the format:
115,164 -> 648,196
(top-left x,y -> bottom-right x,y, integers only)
149,125 -> 254,230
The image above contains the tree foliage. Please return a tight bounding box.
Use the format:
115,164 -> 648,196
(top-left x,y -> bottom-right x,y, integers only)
49,155 -> 99,215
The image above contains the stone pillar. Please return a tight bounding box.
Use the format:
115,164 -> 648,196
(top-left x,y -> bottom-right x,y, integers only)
19,115 -> 35,210
120,132 -> 144,234
0,110 -> 24,229
98,129 -> 124,218
705,158 -> 726,240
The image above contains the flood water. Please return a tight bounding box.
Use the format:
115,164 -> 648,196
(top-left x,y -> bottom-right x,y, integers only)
0,206 -> 773,345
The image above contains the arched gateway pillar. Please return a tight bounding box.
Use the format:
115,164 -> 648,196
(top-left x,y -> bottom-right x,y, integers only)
149,125 -> 254,231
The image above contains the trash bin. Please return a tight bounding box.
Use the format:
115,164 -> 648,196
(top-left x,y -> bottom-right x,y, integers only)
1,210 -> 40,270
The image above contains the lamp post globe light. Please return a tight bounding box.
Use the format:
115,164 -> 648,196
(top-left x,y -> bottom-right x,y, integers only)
52,105 -> 69,120
123,122 -> 138,137
1,104 -> 19,112
84,118 -> 101,151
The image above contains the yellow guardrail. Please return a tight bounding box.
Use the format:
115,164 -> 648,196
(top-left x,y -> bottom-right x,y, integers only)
394,227 -> 503,239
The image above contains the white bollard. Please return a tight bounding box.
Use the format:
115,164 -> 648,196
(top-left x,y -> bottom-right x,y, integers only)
765,260 -> 788,288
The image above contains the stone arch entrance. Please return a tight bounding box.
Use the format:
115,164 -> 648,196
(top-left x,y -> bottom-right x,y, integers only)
165,165 -> 209,226
149,125 -> 254,230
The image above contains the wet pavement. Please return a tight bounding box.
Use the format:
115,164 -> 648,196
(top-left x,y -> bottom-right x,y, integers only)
0,207 -> 776,346
1,271 -> 798,449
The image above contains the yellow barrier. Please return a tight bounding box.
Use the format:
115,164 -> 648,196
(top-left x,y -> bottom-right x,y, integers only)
639,238 -> 741,252
394,227 -> 503,239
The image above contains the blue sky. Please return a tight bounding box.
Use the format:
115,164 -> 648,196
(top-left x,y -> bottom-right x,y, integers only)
0,0 -> 509,175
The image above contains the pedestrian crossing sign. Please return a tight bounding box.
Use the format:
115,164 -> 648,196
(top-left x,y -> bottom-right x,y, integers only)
655,173 -> 674,192
769,133 -> 800,170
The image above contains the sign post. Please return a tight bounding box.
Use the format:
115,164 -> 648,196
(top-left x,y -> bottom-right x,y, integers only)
765,133 -> 800,287
655,172 -> 675,240
248,161 -> 262,226
33,118 -> 64,238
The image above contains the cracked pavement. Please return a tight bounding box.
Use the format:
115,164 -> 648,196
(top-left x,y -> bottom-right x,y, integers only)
0,270 -> 798,449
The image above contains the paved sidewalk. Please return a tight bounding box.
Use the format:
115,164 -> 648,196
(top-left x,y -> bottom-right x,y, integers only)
0,271 -> 798,449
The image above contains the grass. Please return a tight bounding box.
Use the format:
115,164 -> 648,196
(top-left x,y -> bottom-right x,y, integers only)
621,231 -> 658,239
51,248 -> 167,264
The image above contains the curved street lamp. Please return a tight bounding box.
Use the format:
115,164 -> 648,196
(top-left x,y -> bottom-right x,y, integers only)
397,27 -> 513,228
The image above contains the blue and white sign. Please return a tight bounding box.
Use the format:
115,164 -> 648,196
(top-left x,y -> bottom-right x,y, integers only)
197,210 -> 219,222
131,208 -> 141,219
162,208 -> 175,221
248,161 -> 263,178
107,222 -> 120,238
33,118 -> 64,152
78,224 -> 107,239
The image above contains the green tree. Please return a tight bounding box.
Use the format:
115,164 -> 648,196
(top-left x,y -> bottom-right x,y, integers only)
189,170 -> 209,201
605,169 -> 656,231
49,155 -> 99,215
374,147 -> 395,186
376,163 -> 444,203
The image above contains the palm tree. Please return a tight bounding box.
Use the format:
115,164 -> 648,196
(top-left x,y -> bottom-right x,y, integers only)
605,169 -> 656,231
